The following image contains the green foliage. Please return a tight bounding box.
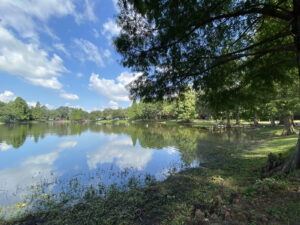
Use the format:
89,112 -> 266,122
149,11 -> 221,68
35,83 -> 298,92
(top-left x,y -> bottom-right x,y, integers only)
176,88 -> 197,121
128,99 -> 139,120
12,97 -> 30,121
115,0 -> 296,101
70,108 -> 83,121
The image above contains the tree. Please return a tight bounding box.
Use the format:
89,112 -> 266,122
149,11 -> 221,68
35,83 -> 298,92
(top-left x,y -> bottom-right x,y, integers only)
32,102 -> 43,120
268,71 -> 300,135
128,99 -> 140,120
0,101 -> 15,122
56,106 -> 71,120
115,0 -> 300,172
176,87 -> 197,122
70,108 -> 83,121
13,97 -> 30,121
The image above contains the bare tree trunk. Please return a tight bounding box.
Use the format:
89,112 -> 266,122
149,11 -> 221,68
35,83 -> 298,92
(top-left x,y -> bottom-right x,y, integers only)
226,111 -> 231,128
282,132 -> 300,173
281,115 -> 295,136
253,114 -> 259,126
271,117 -> 275,127
282,0 -> 300,171
235,108 -> 240,125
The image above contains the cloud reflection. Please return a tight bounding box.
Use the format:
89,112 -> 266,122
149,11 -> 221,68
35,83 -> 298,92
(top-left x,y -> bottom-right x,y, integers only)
0,140 -> 77,206
87,137 -> 153,171
0,142 -> 11,151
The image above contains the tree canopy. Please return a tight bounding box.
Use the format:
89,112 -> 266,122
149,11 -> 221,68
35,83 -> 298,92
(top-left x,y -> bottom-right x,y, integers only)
115,0 -> 298,100
114,0 -> 300,171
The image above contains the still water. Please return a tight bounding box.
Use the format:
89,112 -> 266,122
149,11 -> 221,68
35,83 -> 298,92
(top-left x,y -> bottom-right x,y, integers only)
0,122 -> 257,207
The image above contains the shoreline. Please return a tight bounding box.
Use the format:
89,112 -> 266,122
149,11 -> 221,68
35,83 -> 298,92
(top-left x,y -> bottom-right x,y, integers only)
1,126 -> 299,224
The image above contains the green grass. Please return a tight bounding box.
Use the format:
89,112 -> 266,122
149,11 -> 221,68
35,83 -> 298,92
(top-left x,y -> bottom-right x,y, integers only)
96,119 -> 129,124
1,125 -> 300,225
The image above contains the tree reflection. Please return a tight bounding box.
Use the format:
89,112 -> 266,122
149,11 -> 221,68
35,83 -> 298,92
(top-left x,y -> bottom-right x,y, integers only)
0,123 -> 254,168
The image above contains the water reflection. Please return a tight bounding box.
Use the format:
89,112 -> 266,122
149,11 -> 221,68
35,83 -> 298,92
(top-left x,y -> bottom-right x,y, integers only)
87,137 -> 153,170
0,122 -> 258,207
0,140 -> 78,205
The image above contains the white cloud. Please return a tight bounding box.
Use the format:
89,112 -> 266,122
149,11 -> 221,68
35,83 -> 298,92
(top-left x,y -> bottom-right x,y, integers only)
117,71 -> 140,85
74,0 -> 98,24
0,0 -> 98,41
103,49 -> 112,58
0,142 -> 11,152
60,92 -> 79,100
74,39 -> 105,67
45,104 -> 54,110
0,90 -> 16,103
0,0 -> 76,40
0,27 -> 66,90
109,100 -> 119,109
27,101 -> 37,108
89,73 -> 130,102
102,18 -> 121,39
93,28 -> 100,38
111,0 -> 120,12
53,43 -> 70,56
77,72 -> 83,78
87,137 -> 153,170
84,0 -> 97,22
89,72 -> 141,102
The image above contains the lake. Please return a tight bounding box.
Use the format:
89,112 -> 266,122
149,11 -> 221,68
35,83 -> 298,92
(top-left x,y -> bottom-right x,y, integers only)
0,122 -> 258,207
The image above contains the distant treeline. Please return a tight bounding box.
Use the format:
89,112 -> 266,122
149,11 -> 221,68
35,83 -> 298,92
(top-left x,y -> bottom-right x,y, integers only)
0,85 -> 300,124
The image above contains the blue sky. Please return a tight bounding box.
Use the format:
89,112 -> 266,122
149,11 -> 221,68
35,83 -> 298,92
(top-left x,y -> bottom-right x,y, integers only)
0,0 -> 136,111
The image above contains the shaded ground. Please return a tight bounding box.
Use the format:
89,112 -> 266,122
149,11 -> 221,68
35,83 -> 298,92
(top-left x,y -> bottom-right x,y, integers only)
1,125 -> 300,225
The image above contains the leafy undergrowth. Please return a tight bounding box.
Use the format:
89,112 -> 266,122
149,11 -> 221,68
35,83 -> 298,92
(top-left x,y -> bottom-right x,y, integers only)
1,126 -> 300,225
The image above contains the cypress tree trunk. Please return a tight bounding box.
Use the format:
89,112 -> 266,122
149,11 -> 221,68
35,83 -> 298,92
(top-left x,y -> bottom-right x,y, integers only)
282,132 -> 300,173
281,115 -> 295,136
270,116 -> 275,127
253,114 -> 259,126
235,108 -> 240,125
226,112 -> 231,128
282,0 -> 300,172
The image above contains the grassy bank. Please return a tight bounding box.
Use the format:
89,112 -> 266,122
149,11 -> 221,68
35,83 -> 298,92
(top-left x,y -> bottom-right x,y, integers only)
96,119 -> 129,124
1,127 -> 300,225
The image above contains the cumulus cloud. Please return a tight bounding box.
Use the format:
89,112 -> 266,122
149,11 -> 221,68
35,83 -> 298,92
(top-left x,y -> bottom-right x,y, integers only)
109,100 -> 119,109
0,27 -> 66,90
74,39 -> 105,67
102,18 -> 121,39
0,0 -> 76,40
60,92 -> 79,100
0,0 -> 98,41
27,101 -> 37,108
117,71 -> 139,84
45,104 -> 54,110
0,90 -> 16,103
89,73 -> 129,102
87,137 -> 153,170
89,72 -> 141,102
